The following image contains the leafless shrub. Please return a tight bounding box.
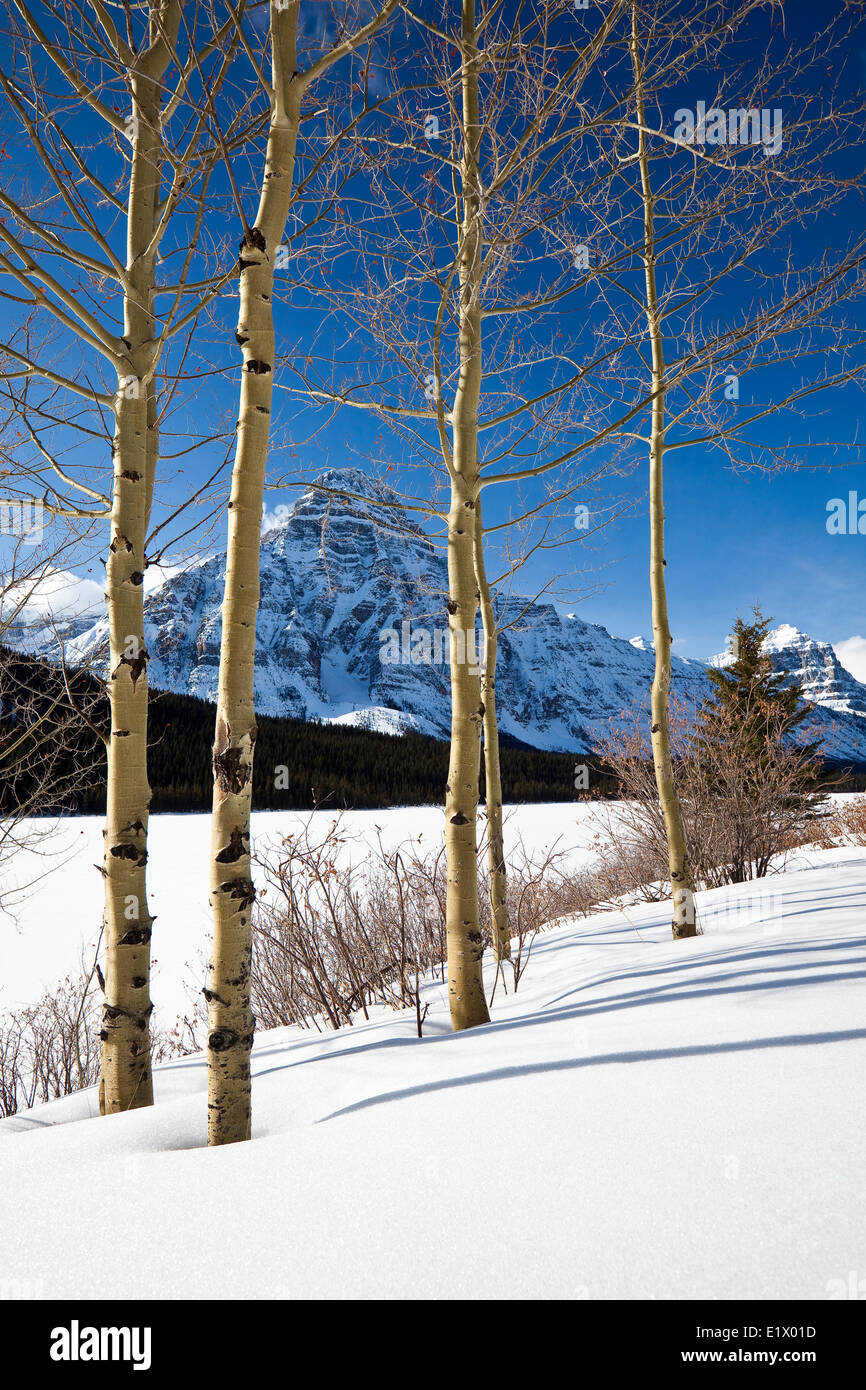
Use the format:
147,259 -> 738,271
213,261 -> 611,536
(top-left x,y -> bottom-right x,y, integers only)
486,834 -> 600,993
0,969 -> 100,1118
252,818 -> 446,1033
0,1011 -> 25,1118
152,1012 -> 204,1063
254,764 -> 823,1027
591,695 -> 825,899
0,965 -> 205,1118
809,797 -> 866,850
252,814 -> 607,1026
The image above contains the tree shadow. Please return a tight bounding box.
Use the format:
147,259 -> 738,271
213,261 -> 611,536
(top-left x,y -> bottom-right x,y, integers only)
316,1027 -> 866,1122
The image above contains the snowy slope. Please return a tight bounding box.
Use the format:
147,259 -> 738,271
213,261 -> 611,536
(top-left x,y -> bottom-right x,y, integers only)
1,838 -> 864,1300
8,467 -> 866,759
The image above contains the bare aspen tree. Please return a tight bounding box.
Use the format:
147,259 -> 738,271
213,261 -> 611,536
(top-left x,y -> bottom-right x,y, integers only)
437,0 -> 490,1029
610,0 -> 866,936
206,0 -> 399,1146
628,4 -> 696,937
0,0 -> 244,1107
99,0 -> 181,1111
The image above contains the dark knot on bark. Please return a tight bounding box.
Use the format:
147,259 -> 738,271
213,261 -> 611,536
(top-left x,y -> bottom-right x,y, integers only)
207,1028 -> 239,1053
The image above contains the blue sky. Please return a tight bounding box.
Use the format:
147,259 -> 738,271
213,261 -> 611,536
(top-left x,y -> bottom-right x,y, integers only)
567,428 -> 866,663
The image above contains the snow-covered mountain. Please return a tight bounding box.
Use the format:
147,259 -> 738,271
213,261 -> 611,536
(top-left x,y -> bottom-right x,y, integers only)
764,625 -> 866,720
7,467 -> 866,760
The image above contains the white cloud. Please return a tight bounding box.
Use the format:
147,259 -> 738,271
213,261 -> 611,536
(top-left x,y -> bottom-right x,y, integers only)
144,555 -> 211,595
1,556 -> 212,628
0,566 -> 105,622
834,636 -> 866,685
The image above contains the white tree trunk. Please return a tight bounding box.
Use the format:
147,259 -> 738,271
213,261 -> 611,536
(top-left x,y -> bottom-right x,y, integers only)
630,2 -> 697,940
206,6 -> 301,1144
474,500 -> 509,962
443,0 -> 490,1030
100,12 -> 179,1110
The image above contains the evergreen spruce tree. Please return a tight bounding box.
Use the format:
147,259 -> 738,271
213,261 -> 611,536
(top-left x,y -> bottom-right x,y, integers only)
697,605 -> 821,792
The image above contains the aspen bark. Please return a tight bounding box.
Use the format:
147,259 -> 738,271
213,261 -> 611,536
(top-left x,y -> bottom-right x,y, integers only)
206,4 -> 301,1144
630,5 -> 697,940
443,0 -> 490,1031
100,6 -> 180,1112
444,485 -> 489,1028
473,499 -> 510,961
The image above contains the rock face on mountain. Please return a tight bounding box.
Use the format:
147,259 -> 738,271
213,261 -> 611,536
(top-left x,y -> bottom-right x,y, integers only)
8,468 -> 866,760
763,625 -> 866,721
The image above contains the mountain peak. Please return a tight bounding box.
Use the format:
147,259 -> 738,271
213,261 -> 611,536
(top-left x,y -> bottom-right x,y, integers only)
284,467 -> 428,543
764,623 -> 809,652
